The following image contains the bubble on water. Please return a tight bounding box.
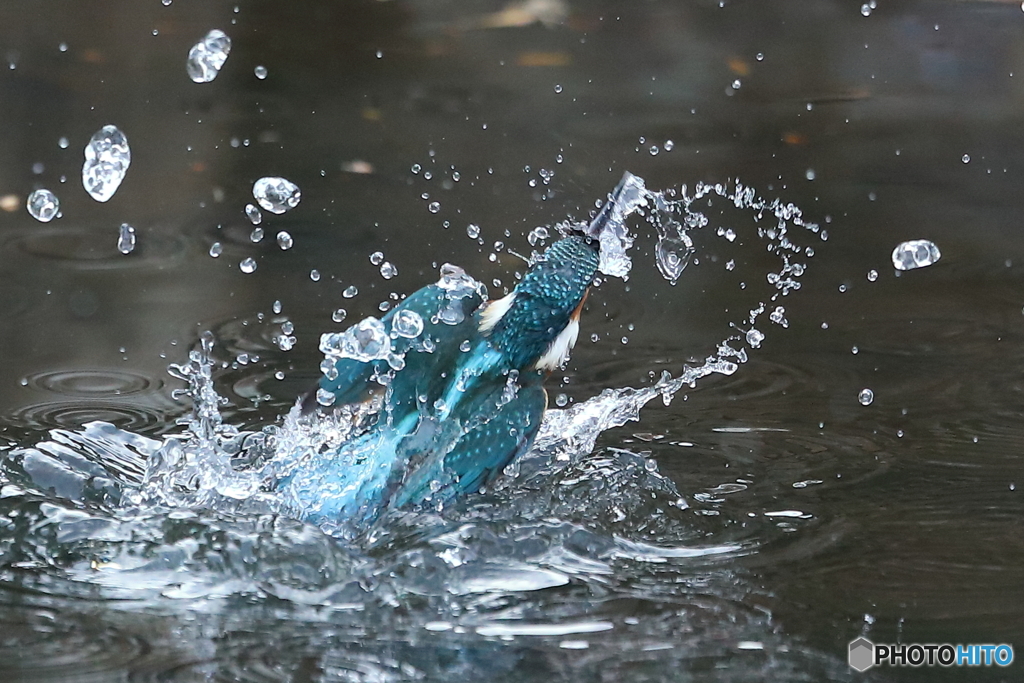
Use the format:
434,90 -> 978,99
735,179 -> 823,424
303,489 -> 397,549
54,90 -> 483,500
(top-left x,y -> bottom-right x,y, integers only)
82,125 -> 131,202
370,251 -> 384,266
253,177 -> 301,214
380,262 -> 398,279
276,231 -> 293,250
961,154 -> 970,164
343,285 -> 358,298
245,203 -> 262,225
186,29 -> 231,83
250,227 -> 264,243
332,308 -> 347,323
745,328 -> 764,348
867,269 -> 878,281
320,317 -> 391,363
117,223 -> 136,254
428,202 -> 441,214
891,239 -> 940,271
392,310 -> 424,338
858,388 -> 874,406
466,224 -> 480,239
254,65 -> 268,79
26,189 -> 59,222
239,257 -> 257,273
310,269 -> 321,282
58,136 -> 69,149
209,241 -> 222,258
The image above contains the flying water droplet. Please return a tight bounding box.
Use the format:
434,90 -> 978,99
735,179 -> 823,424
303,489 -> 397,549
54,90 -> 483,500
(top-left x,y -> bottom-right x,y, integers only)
26,189 -> 59,222
961,154 -> 970,164
272,300 -> 282,314
117,223 -> 136,254
528,226 -> 549,245
428,201 -> 441,214
343,285 -> 358,298
82,125 -> 130,202
332,308 -> 347,323
555,393 -> 569,407
250,227 -> 264,242
320,317 -> 391,363
209,242 -> 222,258
239,257 -> 257,273
254,65 -> 268,79
391,310 -> 424,338
310,269 -> 321,281
466,224 -> 480,239
745,328 -> 765,348
380,261 -> 398,279
867,269 -> 878,281
245,203 -> 262,224
58,136 -> 69,149
276,231 -> 293,250
370,251 -> 384,265
186,29 -> 231,83
253,177 -> 300,214
858,388 -> 874,406
891,239 -> 940,271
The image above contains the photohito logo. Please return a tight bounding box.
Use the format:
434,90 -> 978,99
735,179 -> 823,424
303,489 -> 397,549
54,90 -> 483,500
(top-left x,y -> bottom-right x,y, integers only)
848,637 -> 1014,671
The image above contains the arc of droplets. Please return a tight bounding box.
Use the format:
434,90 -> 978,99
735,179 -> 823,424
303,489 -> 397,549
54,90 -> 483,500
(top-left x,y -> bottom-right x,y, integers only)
528,177 -> 822,462
82,125 -> 131,202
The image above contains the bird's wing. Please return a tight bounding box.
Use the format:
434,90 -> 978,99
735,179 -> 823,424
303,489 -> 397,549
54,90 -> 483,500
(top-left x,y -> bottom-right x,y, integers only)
391,384 -> 547,508
301,283 -> 483,413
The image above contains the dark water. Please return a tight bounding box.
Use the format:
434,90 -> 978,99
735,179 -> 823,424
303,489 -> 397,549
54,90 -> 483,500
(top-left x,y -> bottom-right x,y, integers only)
1,1 -> 1022,681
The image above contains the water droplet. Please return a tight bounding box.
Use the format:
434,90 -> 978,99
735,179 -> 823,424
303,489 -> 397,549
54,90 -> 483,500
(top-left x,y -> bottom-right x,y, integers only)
332,308 -> 347,323
867,269 -> 878,281
117,223 -> 136,254
664,139 -> 674,151
272,300 -> 282,314
411,164 -> 421,174
239,257 -> 257,273
276,231 -> 293,250
320,317 -> 391,363
274,371 -> 285,380
466,224 -> 480,239
649,146 -> 659,156
428,201 -> 441,214
245,203 -> 262,224
26,189 -> 59,222
186,29 -> 231,83
254,65 -> 268,79
316,387 -> 336,407
392,310 -> 424,338
852,346 -> 859,354
58,42 -> 68,53
253,177 -> 300,214
555,393 -> 569,407
370,251 -> 384,265
376,50 -> 383,59
554,84 -> 562,93
58,136 -> 69,149
861,3 -> 872,16
310,269 -> 321,282
961,154 -> 970,163
459,340 -> 472,352
250,227 -> 264,242
380,261 -> 398,279
732,79 -> 741,89
209,241 -> 222,258
725,259 -> 735,271
527,226 -> 549,246
343,285 -> 358,298
82,125 -> 131,202
891,239 -> 941,271
756,52 -> 764,61
745,328 -> 765,348
858,388 -> 874,406
805,168 -> 816,181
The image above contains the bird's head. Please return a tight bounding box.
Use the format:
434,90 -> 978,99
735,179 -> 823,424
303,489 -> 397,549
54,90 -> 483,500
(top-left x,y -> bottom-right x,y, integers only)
478,234 -> 600,372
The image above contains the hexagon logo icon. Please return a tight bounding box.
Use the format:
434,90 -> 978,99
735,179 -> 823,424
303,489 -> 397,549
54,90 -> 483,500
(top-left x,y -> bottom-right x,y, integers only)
848,637 -> 875,672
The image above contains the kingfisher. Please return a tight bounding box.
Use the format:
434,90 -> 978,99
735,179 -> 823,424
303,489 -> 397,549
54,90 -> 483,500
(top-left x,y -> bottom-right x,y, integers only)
275,176 -> 631,537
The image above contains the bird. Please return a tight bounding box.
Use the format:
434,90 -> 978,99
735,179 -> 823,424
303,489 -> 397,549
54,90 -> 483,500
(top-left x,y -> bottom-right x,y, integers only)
274,175 -> 632,536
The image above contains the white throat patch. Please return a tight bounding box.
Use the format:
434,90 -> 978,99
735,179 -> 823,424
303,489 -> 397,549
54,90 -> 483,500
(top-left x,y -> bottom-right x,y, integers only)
478,291 -> 516,333
534,317 -> 580,371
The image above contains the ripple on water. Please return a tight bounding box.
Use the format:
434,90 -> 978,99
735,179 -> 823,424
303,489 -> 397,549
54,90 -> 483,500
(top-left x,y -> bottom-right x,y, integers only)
24,368 -> 162,397
9,225 -> 187,270
5,401 -> 177,436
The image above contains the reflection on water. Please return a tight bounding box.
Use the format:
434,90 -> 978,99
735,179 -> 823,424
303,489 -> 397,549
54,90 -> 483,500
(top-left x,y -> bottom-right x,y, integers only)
2,0 -> 1024,681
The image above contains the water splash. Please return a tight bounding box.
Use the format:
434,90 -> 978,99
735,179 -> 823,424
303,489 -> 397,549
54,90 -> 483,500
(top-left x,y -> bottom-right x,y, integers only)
82,125 -> 131,202
186,29 -> 231,83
